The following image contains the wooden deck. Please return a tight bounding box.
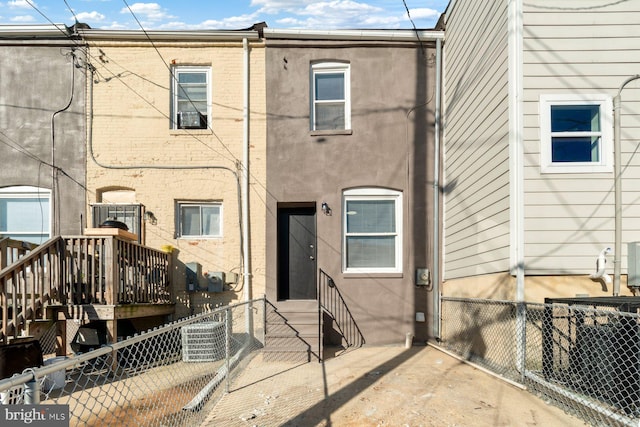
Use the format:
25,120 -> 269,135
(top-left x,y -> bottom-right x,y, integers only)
0,231 -> 174,348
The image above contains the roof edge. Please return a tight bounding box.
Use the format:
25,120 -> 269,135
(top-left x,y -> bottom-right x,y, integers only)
0,24 -> 70,37
263,28 -> 444,41
77,28 -> 261,41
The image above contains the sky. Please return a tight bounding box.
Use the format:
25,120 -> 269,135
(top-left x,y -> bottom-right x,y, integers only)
0,0 -> 449,30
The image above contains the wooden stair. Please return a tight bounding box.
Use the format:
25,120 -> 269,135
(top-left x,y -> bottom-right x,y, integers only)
264,300 -> 320,362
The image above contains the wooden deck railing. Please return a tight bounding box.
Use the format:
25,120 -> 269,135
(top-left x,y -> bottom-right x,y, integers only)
0,236 -> 171,343
0,237 -> 38,270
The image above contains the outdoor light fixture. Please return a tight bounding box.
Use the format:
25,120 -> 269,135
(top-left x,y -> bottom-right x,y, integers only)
321,202 -> 332,216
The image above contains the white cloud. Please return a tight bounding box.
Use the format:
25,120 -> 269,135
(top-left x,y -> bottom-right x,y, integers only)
120,2 -> 175,21
8,0 -> 34,9
102,21 -> 129,30
195,13 -> 261,30
75,11 -> 106,22
254,0 -> 428,29
11,14 -> 36,22
250,0 -> 316,14
406,7 -> 440,20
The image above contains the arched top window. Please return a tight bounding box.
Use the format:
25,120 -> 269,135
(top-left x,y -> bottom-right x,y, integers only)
342,188 -> 402,273
0,186 -> 51,244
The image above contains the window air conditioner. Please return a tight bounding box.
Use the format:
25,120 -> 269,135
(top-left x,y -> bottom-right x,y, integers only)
179,111 -> 204,129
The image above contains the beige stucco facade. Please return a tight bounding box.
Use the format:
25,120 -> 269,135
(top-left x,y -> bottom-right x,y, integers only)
83,31 -> 266,317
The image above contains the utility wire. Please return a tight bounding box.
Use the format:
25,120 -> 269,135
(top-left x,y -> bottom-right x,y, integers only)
402,0 -> 427,58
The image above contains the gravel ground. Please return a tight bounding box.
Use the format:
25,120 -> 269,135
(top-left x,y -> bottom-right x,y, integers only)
202,345 -> 587,427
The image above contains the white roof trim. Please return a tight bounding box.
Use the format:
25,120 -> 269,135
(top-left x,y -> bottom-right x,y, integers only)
0,24 -> 69,37
263,28 -> 444,41
77,29 -> 261,41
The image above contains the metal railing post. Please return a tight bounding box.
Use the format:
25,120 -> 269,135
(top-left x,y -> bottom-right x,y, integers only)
225,307 -> 231,393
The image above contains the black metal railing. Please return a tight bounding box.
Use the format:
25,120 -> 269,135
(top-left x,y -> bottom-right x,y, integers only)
318,269 -> 364,360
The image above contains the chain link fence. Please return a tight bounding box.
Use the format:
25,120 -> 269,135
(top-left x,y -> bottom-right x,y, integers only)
441,297 -> 640,427
0,297 -> 265,426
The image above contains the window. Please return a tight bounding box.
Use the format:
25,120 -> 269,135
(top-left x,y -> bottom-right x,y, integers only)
311,62 -> 351,131
178,202 -> 222,238
172,66 -> 211,130
343,188 -> 402,273
92,204 -> 143,243
540,94 -> 613,173
0,186 -> 51,244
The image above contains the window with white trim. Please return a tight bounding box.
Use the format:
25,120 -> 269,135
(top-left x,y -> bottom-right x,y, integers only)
172,66 -> 211,130
311,62 -> 351,131
177,202 -> 222,238
540,94 -> 613,173
0,186 -> 51,244
343,188 -> 402,273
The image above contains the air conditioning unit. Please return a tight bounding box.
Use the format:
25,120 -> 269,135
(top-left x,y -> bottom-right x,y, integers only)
181,321 -> 225,362
178,111 -> 204,129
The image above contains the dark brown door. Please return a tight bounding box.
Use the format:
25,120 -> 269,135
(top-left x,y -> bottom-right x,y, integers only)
277,206 -> 317,300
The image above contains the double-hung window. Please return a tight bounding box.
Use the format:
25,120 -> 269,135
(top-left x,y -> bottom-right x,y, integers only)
311,62 -> 351,131
0,186 -> 51,244
172,66 -> 211,130
343,188 -> 402,273
178,202 -> 222,238
540,94 -> 613,173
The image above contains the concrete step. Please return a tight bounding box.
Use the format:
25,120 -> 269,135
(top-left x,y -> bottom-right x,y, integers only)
261,348 -> 313,363
266,322 -> 319,337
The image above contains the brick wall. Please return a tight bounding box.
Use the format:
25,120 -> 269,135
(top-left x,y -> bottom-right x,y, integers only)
86,40 -> 266,316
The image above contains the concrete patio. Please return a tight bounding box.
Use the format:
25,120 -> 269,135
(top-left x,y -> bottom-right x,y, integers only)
203,345 -> 586,426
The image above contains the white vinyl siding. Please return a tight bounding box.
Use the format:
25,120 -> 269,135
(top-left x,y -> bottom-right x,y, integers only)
522,0 -> 640,274
443,0 -> 511,279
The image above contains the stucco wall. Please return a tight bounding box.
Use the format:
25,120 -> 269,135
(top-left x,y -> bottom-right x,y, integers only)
86,39 -> 266,317
0,40 -> 87,236
265,38 -> 438,344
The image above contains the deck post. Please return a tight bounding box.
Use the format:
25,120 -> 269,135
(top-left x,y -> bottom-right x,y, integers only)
104,237 -> 118,305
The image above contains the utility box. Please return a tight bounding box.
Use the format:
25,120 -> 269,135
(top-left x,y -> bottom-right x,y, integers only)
629,242 -> 640,289
186,262 -> 202,292
206,272 -> 225,292
415,268 -> 430,286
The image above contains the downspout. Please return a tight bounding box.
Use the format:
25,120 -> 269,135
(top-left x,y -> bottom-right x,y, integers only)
613,75 -> 640,296
242,38 -> 251,304
242,38 -> 253,334
432,36 -> 442,339
509,0 -> 526,376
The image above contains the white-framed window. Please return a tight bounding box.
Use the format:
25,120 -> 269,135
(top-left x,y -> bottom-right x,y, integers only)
171,66 -> 211,130
540,94 -> 613,173
0,186 -> 51,244
343,188 -> 402,273
177,202 -> 222,238
311,62 -> 351,131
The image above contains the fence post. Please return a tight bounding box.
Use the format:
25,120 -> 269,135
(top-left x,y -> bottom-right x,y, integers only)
225,307 -> 231,393
542,300 -> 553,379
24,378 -> 40,404
515,302 -> 527,381
262,295 -> 267,345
